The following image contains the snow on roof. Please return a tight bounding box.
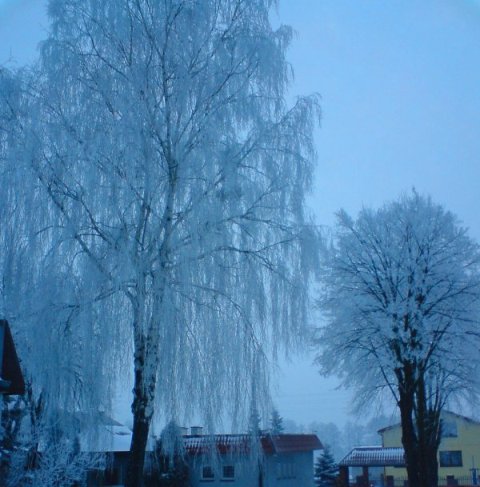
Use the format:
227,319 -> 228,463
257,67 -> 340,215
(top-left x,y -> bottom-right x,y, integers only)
339,447 -> 405,467
81,419 -> 156,453
183,434 -> 322,456
85,422 -> 135,453
184,434 -> 251,455
43,429 -> 321,456
38,415 -> 153,453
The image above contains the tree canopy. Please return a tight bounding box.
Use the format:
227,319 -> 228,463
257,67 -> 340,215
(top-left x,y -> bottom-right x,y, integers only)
1,0 -> 319,484
316,191 -> 480,487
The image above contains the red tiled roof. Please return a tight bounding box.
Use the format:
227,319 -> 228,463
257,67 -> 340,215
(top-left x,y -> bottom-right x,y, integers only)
184,434 -> 322,456
184,435 -> 251,455
261,434 -> 323,454
339,447 -> 405,467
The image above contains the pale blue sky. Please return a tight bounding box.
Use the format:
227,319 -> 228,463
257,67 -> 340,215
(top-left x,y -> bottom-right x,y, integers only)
274,0 -> 480,426
276,1 -> 480,237
1,0 -> 480,428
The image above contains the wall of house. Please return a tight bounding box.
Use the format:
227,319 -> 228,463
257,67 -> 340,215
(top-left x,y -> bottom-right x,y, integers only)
188,451 -> 315,487
437,414 -> 480,482
262,451 -> 314,487
188,454 -> 259,487
381,426 -> 406,480
382,412 -> 480,484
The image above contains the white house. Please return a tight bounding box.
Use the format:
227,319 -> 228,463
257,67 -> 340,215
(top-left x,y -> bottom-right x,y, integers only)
184,432 -> 322,487
78,424 -> 322,486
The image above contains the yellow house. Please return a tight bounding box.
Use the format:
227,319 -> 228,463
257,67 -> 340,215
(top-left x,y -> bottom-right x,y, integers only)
380,411 -> 480,485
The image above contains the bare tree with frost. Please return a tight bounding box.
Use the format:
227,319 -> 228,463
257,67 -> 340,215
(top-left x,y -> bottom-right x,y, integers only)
316,191 -> 480,487
9,1 -> 320,484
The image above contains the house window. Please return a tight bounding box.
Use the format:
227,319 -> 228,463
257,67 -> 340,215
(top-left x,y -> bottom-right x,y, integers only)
442,421 -> 458,438
276,459 -> 296,479
202,465 -> 214,480
440,451 -> 463,467
222,465 -> 235,480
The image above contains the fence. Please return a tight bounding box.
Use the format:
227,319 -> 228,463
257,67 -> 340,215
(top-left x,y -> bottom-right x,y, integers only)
349,475 -> 478,487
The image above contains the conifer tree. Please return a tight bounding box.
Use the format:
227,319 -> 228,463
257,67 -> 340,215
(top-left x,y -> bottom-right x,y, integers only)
249,406 -> 262,436
314,445 -> 338,487
269,408 -> 284,435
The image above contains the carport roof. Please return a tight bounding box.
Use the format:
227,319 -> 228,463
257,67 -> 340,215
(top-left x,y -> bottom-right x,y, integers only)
339,446 -> 405,467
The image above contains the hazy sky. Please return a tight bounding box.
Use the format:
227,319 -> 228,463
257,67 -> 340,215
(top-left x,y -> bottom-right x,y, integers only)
273,0 -> 480,427
1,0 -> 480,429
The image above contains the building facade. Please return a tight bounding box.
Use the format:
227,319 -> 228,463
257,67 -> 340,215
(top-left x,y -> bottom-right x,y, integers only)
339,412 -> 480,486
85,430 -> 322,487
380,411 -> 480,486
185,433 -> 322,487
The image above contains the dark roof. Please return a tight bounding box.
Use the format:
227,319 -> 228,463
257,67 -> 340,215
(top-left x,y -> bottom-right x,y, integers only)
183,434 -> 322,456
261,434 -> 323,454
0,320 -> 25,395
339,447 -> 405,467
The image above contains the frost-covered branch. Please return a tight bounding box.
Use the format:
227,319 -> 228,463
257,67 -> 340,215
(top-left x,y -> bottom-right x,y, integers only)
316,191 -> 480,487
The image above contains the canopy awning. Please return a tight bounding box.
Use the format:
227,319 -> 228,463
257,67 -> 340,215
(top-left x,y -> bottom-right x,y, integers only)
339,446 -> 405,467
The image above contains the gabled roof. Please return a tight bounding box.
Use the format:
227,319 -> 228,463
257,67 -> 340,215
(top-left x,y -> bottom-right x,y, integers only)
339,446 -> 405,467
183,433 -> 322,456
85,421 -> 137,453
39,414 -> 148,453
0,320 -> 25,395
261,434 -> 323,454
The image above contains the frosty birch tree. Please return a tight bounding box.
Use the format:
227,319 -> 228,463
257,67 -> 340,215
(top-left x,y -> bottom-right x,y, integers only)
16,1 -> 320,485
316,192 -> 480,487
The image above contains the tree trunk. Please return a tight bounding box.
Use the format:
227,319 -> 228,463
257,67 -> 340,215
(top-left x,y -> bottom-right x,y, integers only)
427,444 -> 439,487
125,343 -> 154,487
397,363 -> 420,487
400,397 -> 419,487
125,272 -> 165,487
396,346 -> 443,487
416,373 -> 441,487
126,406 -> 151,487
417,378 -> 429,487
